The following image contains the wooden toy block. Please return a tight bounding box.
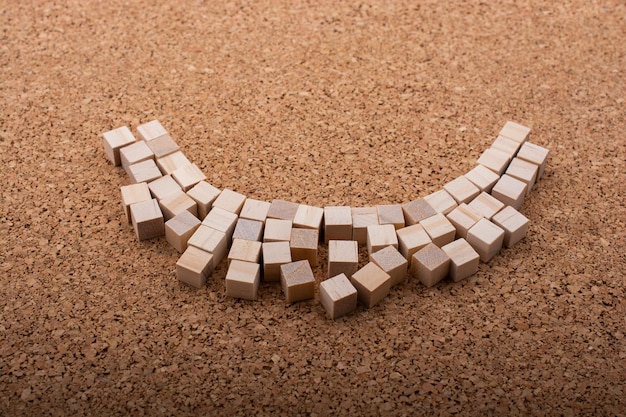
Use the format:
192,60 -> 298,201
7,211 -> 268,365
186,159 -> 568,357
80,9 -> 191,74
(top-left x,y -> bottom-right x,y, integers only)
351,207 -> 379,244
499,121 -> 530,144
120,141 -> 154,174
376,204 -> 405,229
402,198 -> 437,226
212,188 -> 246,214
491,206 -> 530,248
396,224 -> 432,265
148,175 -> 182,201
145,134 -> 180,159
176,246 -> 213,289
468,192 -> 504,220
290,228 -> 319,266
128,159 -> 162,184
505,157 -> 538,196
443,176 -> 480,204
262,241 -> 292,282
366,224 -> 399,255
201,207 -> 238,241
464,164 -> 500,193
130,198 -> 165,241
491,174 -> 527,210
410,243 -> 450,288
280,260 -> 315,303
172,163 -> 206,192
477,148 -> 511,176
419,213 -> 456,247
240,198 -> 271,223
369,245 -> 408,286
350,262 -> 391,309
228,238 -> 262,264
159,189 -> 198,221
263,218 -> 293,242
120,182 -> 151,223
424,189 -> 458,215
466,218 -> 505,263
232,218 -> 264,241
187,225 -> 228,269
137,119 -> 168,142
156,151 -> 191,175
516,142 -> 549,179
319,273 -> 358,319
441,238 -> 480,282
186,181 -> 221,220
225,260 -> 260,300
293,204 -> 324,230
446,203 -> 483,239
328,240 -> 359,279
324,206 -> 353,243
103,126 -> 136,166
491,135 -> 522,158
165,210 -> 201,253
267,199 -> 300,221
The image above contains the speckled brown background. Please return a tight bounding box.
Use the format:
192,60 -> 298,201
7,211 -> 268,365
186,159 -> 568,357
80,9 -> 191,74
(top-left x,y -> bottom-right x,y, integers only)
1,1 -> 625,415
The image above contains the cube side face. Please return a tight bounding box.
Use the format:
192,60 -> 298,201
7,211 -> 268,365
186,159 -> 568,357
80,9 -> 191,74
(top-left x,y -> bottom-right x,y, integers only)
130,199 -> 165,241
121,183 -> 151,223
367,224 -> 399,255
376,204 -> 405,229
290,228 -> 319,266
402,199 -> 437,225
103,126 -> 135,165
176,246 -> 213,288
446,204 -> 483,239
442,239 -> 480,282
492,206 -> 529,248
350,263 -> 391,308
491,175 -> 527,210
506,157 -> 539,196
370,246 -> 408,286
465,164 -> 500,193
411,244 -> 451,287
187,181 -> 221,220
225,260 -> 260,300
420,213 -> 456,248
263,218 -> 293,242
320,274 -> 357,319
121,141 -> 154,173
262,242 -> 292,281
466,219 -> 505,263
294,204 -> 324,230
517,142 -> 549,179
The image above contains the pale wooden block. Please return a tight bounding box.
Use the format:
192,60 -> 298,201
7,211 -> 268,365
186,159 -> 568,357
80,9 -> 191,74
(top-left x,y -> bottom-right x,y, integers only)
130,198 -> 164,241
424,189 -> 458,215
280,260 -> 315,303
446,203 -> 483,239
159,189 -> 198,221
477,148 -> 511,176
420,213 -> 456,247
165,210 -> 201,253
410,243 -> 450,288
350,262 -> 391,309
491,174 -> 527,210
402,198 -> 437,226
186,181 -> 221,220
145,134 -> 180,158
290,228 -> 319,266
240,198 -> 271,223
262,241 -> 292,282
225,260 -> 260,300
499,121 -> 530,143
319,273 -> 357,319
396,224 -> 432,266
201,207 -> 238,242
464,164 -> 500,193
263,218 -> 293,242
228,239 -> 262,264
293,204 -> 324,230
376,204 -> 405,229
468,192 -> 504,220
148,175 -> 182,201
366,224 -> 399,256
156,151 -> 191,175
267,199 -> 300,221
324,206 -> 352,243
441,238 -> 480,282
351,207 -> 378,244
172,163 -> 206,192
369,245 -> 408,286
232,218 -> 264,241
120,182 -> 151,223
212,188 -> 246,215
466,218 -> 505,263
176,246 -> 213,289
187,225 -> 228,269
505,157 -> 538,196
103,126 -> 136,166
491,206 -> 530,248
128,159 -> 162,184
120,141 -> 154,174
443,176 -> 480,204
516,142 -> 549,179
491,135 -> 522,158
328,240 -> 359,279
137,119 -> 168,142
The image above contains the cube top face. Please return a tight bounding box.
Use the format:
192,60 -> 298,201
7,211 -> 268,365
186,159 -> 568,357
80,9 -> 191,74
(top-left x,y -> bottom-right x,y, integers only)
443,176 -> 480,204
468,192 -> 505,220
103,126 -> 136,165
351,262 -> 391,293
145,134 -> 180,159
172,163 -> 206,191
491,135 -> 522,158
477,148 -> 511,175
396,223 -> 432,254
232,218 -> 264,241
464,164 -> 500,193
130,198 -> 162,223
367,224 -> 399,249
240,198 -> 271,223
506,157 -> 538,187
156,151 -> 191,175
424,189 -> 458,215
351,207 -> 379,228
263,218 -> 293,242
121,182 -> 151,206
228,238 -> 262,263
187,181 -> 221,205
412,243 -> 450,271
267,199 -> 300,221
328,240 -> 358,263
262,241 -> 292,264
370,245 -> 407,271
293,204 -> 324,229
442,238 -> 479,265
120,140 -> 153,166
402,198 -> 437,225
290,227 -> 319,249
213,188 -> 246,214
128,159 -> 163,184
376,204 -> 405,229
517,142 -> 549,167
499,121 -> 530,143
468,218 -> 505,246
492,205 -> 529,231
148,175 -> 182,201
202,206 -> 238,234
324,206 -> 352,226
166,210 -> 201,234
321,273 -> 357,300
280,260 -> 314,286
227,259 -> 260,284
188,225 -> 227,253
159,189 -> 197,220
137,119 -> 168,141
420,213 -> 455,239
491,174 -> 527,209
176,245 -> 213,288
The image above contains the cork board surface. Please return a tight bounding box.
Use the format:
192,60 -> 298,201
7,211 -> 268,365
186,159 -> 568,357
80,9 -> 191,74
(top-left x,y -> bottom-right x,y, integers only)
1,1 -> 625,415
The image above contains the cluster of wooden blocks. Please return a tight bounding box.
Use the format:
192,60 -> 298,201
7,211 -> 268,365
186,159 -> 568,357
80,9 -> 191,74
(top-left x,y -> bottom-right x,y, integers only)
104,120 -> 549,320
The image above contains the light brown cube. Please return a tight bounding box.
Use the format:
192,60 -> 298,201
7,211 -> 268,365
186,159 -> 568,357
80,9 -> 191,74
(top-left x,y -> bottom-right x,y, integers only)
137,119 -> 168,142
290,228 -> 319,266
228,239 -> 262,264
280,260 -> 315,303
267,199 -> 300,221
148,175 -> 182,201
328,240 -> 359,279
464,164 -> 500,193
424,189 -> 458,215
159,189 -> 198,221
187,225 -> 228,268
103,126 -> 136,166
411,243 -> 450,288
172,163 -> 206,192
165,210 -> 201,253
232,218 -> 264,241
120,141 -> 154,174
319,273 -> 358,319
441,238 -> 480,282
477,148 -> 511,176
202,207 -> 238,241
420,213 -> 456,247
263,218 -> 292,242
145,134 -> 179,158
516,142 -> 549,179
186,181 -> 221,220
212,188 -> 246,215
491,206 -> 530,248
128,159 -> 162,184
176,246 -> 213,288
130,198 -> 164,241
468,192 -> 505,220
225,260 -> 260,300
506,157 -> 539,196
262,241 -> 292,282
324,206 -> 352,243
402,198 -> 437,226
396,224 -> 432,266
240,198 -> 271,223
491,174 -> 527,210
376,204 -> 405,230
446,203 -> 483,239
466,218 -> 505,262
499,121 -> 530,143
369,245 -> 408,286
443,176 -> 480,204
350,262 -> 391,309
121,182 -> 151,223
293,204 -> 324,230
366,224 -> 399,255
156,151 -> 191,175
351,207 -> 379,244
491,135 -> 522,158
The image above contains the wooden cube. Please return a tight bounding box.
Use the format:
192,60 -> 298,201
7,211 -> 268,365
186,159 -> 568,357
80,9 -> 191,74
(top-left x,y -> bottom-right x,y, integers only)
148,175 -> 182,201
516,142 -> 549,179
446,203 -> 483,239
441,238 -> 480,282
396,224 -> 432,265
491,206 -> 530,248
137,119 -> 168,142
156,151 -> 191,175
172,163 -> 206,192
240,198 -> 271,223
491,174 -> 527,210
328,240 -> 359,279
267,199 -> 300,221
263,218 -> 293,242
351,207 -> 379,244
232,218 -> 264,241
464,164 -> 500,193
262,241 -> 292,282
225,260 -> 260,300
466,218 -> 505,263
468,192 -> 505,220
120,182 -> 151,223
369,245 -> 408,286
165,210 -> 201,253
280,260 -> 315,303
290,228 -> 319,266
366,224 -> 399,255
186,181 -> 221,220
505,157 -> 538,196
293,204 -> 324,230
420,213 -> 456,247
130,198 -> 164,241
443,176 -> 480,204
187,225 -> 228,269
159,189 -> 198,221
228,239 -> 262,264
319,273 -> 358,319
202,207 -> 238,241
411,243 -> 450,288
424,189 -> 458,215
376,204 -> 405,229
212,188 -> 246,214
477,148 -> 511,176
128,159 -> 162,184
324,206 -> 353,243
145,134 -> 179,159
499,121 -> 530,143
491,135 -> 522,158
350,262 -> 391,309
402,198 -> 437,226
176,246 -> 213,289
120,141 -> 154,174
103,126 -> 136,166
